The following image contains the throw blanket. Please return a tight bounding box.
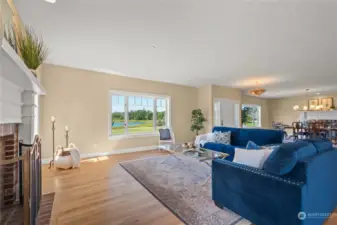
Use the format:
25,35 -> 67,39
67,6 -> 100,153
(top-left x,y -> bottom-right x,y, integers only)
67,143 -> 81,168
55,143 -> 81,169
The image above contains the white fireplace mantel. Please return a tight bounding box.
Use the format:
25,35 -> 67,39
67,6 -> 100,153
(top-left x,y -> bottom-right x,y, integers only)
0,38 -> 46,143
300,111 -> 337,121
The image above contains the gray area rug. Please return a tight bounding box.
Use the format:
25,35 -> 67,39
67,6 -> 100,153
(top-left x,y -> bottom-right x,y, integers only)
120,155 -> 251,225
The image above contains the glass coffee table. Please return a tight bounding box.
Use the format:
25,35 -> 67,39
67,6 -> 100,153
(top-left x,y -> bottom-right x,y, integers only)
161,145 -> 229,186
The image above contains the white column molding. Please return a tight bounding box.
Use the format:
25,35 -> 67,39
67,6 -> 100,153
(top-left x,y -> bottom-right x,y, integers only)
0,76 -> 23,124
19,90 -> 37,144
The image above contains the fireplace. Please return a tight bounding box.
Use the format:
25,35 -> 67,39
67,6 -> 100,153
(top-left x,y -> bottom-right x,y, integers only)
0,124 -> 19,208
0,33 -> 46,224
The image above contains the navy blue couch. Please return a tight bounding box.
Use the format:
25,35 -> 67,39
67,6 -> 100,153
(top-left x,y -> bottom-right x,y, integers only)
203,127 -> 284,161
212,139 -> 337,225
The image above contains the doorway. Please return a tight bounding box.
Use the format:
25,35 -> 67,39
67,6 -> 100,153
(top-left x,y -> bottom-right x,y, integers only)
213,99 -> 240,128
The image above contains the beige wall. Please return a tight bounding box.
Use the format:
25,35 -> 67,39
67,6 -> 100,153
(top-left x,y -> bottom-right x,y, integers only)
242,95 -> 270,128
212,85 -> 242,101
197,85 -> 213,133
39,64 -> 198,158
39,64 -> 274,158
268,94 -> 337,126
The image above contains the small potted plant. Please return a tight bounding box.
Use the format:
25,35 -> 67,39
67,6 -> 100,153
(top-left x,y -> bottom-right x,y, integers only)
190,109 -> 207,136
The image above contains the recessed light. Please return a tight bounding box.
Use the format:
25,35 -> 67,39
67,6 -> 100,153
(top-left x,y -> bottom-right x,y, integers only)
45,0 -> 56,3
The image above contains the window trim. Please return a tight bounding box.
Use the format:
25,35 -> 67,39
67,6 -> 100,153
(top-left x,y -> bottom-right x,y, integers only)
241,104 -> 262,128
108,90 -> 171,139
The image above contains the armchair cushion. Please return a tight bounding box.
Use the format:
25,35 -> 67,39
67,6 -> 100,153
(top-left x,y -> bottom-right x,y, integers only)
263,141 -> 317,175
159,129 -> 171,140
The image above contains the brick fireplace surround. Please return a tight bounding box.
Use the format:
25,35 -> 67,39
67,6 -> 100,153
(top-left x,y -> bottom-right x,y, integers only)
0,124 -> 19,208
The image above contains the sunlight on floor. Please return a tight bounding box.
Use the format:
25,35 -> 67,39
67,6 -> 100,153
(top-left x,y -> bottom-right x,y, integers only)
82,158 -> 100,163
81,156 -> 110,163
97,156 -> 109,161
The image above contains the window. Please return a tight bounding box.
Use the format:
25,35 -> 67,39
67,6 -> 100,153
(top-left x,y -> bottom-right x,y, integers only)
241,104 -> 261,127
109,91 -> 170,137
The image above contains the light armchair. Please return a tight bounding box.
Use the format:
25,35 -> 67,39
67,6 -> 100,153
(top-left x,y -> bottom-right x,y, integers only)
159,128 -> 175,150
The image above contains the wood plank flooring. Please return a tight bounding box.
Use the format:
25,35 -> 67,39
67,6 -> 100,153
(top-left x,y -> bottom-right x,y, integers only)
43,150 -> 336,225
43,150 -> 182,225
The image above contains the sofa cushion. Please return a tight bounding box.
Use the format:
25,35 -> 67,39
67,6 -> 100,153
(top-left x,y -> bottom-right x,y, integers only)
214,131 -> 231,145
263,141 -> 317,175
213,127 -> 241,146
234,148 -> 274,168
246,141 -> 262,150
237,128 -> 284,147
302,138 -> 333,153
212,126 -> 284,147
233,148 -> 265,168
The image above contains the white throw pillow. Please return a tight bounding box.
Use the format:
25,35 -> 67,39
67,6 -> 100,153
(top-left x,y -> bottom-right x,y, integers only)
259,148 -> 274,168
214,131 -> 231,145
206,133 -> 215,142
233,148 -> 274,169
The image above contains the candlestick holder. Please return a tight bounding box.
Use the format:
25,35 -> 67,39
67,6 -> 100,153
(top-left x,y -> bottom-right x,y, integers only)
49,117 -> 56,169
65,127 -> 70,148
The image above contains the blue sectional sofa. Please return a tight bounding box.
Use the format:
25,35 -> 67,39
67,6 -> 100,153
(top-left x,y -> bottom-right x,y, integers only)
212,138 -> 337,225
203,126 -> 284,161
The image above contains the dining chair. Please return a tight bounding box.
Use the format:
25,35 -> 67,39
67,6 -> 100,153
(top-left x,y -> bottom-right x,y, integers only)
307,120 -> 328,139
292,121 -> 307,140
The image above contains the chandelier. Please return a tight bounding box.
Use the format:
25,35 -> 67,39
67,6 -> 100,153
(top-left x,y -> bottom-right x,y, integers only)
293,89 -> 324,111
248,82 -> 266,96
248,88 -> 266,96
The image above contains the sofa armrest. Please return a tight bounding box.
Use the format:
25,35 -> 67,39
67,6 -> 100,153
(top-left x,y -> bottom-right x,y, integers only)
195,133 -> 212,147
203,142 -> 236,161
212,159 -> 304,188
212,159 -> 304,225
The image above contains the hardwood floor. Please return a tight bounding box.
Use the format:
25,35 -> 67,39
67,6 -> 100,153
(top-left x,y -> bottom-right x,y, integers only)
43,150 -> 336,225
43,150 -> 182,225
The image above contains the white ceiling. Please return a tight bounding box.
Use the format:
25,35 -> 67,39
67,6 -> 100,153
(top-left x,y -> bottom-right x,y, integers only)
14,0 -> 337,98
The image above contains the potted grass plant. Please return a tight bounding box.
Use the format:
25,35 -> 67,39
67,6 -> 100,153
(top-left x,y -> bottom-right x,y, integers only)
4,26 -> 18,52
4,25 -> 49,76
17,26 -> 49,76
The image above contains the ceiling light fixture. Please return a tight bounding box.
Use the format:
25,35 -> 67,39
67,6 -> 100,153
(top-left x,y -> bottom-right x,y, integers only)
248,81 -> 266,96
45,0 -> 56,4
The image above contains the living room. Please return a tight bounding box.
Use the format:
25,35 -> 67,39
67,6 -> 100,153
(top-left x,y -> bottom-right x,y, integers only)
1,0 -> 337,224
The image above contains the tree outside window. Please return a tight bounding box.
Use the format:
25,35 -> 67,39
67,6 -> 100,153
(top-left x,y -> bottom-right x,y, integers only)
241,105 -> 261,127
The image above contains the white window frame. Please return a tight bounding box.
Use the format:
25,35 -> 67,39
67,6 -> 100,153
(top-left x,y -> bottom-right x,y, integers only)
108,90 -> 171,139
241,104 -> 262,128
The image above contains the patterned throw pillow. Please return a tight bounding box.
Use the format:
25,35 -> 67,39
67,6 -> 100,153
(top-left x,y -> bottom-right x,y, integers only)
214,131 -> 231,145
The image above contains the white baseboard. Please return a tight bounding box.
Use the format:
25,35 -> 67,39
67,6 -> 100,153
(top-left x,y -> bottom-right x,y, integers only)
41,145 -> 160,165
